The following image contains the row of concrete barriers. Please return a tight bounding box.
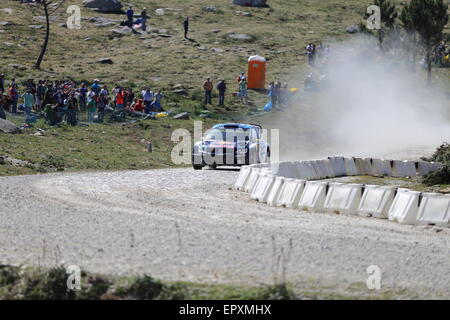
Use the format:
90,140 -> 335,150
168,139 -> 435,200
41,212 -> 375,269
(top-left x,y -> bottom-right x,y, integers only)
233,161 -> 449,227
270,157 -> 443,180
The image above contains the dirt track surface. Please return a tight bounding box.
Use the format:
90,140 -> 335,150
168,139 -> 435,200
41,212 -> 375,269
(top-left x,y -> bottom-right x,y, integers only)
0,168 -> 449,298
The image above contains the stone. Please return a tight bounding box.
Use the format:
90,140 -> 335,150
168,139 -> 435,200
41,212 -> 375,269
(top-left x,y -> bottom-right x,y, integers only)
232,0 -> 267,7
83,0 -> 123,13
89,16 -> 120,27
172,112 -> 189,120
228,33 -> 253,41
346,25 -> 360,34
9,64 -> 26,70
96,58 -> 114,64
173,89 -> 188,95
235,11 -> 252,17
0,21 -> 12,26
210,29 -> 221,33
203,6 -> 217,12
155,8 -> 165,15
0,118 -> 20,134
110,26 -> 132,38
28,25 -> 44,29
211,48 -> 225,53
0,9 -> 13,14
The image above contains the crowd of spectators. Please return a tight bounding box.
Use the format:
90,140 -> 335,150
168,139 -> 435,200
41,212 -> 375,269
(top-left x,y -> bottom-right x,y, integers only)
0,76 -> 165,126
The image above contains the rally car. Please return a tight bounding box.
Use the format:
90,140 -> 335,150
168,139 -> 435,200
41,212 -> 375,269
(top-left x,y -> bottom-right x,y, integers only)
192,123 -> 270,170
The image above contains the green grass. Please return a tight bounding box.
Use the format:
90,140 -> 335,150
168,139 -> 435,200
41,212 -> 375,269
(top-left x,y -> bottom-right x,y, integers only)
0,114 -> 221,176
0,264 -> 414,300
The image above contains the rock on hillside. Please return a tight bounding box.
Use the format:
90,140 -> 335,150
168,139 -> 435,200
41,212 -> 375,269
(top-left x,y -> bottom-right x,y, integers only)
83,0 -> 123,13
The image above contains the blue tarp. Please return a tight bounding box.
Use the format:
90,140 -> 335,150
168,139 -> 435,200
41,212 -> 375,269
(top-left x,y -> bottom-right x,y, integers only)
263,100 -> 272,111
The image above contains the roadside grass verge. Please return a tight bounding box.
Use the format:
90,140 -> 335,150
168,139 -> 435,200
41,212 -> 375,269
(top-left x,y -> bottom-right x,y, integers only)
0,265 -> 413,300
0,115 -> 221,177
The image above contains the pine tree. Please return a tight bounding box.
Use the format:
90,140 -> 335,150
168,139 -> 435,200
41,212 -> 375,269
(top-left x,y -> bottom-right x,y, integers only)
400,0 -> 449,83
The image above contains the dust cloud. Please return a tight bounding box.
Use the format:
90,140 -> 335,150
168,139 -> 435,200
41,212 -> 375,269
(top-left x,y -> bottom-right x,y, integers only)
265,36 -> 450,161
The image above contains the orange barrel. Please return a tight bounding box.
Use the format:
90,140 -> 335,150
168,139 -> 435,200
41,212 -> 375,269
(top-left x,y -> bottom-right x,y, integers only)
247,55 -> 266,89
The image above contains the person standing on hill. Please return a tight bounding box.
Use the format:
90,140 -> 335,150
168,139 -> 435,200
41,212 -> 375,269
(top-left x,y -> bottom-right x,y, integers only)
0,74 -> 4,94
203,78 -> 213,105
9,83 -> 18,114
239,79 -> 248,104
183,17 -> 189,39
126,6 -> 134,28
217,80 -> 226,106
141,8 -> 149,31
22,90 -> 35,125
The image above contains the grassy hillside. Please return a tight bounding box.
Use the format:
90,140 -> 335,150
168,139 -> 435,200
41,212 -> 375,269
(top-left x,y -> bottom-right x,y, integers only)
2,0 -> 447,112
0,0 -> 449,175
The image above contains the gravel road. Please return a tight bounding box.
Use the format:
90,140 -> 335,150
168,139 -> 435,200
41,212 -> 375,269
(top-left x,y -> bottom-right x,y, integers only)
0,167 -> 449,298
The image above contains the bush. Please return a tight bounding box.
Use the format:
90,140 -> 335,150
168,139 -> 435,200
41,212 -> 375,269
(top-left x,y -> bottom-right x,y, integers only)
40,154 -> 65,170
422,142 -> 450,185
23,266 -> 75,300
128,275 -> 164,300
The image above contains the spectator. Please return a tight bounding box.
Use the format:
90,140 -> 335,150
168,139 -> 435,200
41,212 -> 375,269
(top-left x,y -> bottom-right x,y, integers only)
306,43 -> 315,66
115,88 -> 126,118
141,87 -> 153,114
67,93 -> 78,126
91,79 -> 101,95
203,78 -> 213,105
36,80 -> 47,112
126,88 -> 135,108
217,80 -> 226,106
0,74 -> 4,94
126,6 -> 134,28
239,78 -> 248,104
153,89 -> 164,111
183,17 -> 189,39
97,92 -> 108,123
141,8 -> 149,31
131,98 -> 144,112
9,83 -> 18,114
87,90 -> 97,123
22,90 -> 35,125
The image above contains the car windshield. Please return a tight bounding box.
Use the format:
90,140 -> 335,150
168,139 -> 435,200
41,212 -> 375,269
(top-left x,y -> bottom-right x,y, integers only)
204,128 -> 250,142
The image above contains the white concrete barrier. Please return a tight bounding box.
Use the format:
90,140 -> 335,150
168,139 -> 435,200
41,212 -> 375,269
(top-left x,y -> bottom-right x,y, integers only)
311,160 -> 335,179
417,161 -> 432,176
353,158 -> 373,176
250,174 -> 276,203
295,161 -> 318,180
243,168 -> 261,193
275,178 -> 305,208
267,177 -> 285,206
328,156 -> 346,177
344,158 -> 358,176
310,160 -> 326,179
430,162 -> 443,172
388,188 -> 420,224
392,160 -> 417,177
298,181 -> 328,212
358,185 -> 396,218
371,159 -> 392,177
417,193 -> 450,227
234,166 -> 252,190
270,161 -> 299,179
324,183 -> 363,214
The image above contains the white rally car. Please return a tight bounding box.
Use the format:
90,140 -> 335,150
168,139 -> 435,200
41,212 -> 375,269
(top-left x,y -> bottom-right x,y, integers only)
192,123 -> 270,170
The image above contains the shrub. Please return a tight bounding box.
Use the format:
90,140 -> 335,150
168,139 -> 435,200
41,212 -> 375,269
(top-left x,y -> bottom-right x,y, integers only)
128,275 -> 164,300
422,142 -> 450,185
